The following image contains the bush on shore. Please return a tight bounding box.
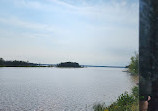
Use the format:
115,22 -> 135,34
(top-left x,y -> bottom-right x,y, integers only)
93,86 -> 139,111
128,53 -> 138,76
93,53 -> 139,111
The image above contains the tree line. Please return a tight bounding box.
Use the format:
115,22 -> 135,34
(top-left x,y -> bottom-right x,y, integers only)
0,58 -> 36,67
57,62 -> 81,68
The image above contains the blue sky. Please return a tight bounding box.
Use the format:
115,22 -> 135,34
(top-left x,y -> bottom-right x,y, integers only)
0,0 -> 138,66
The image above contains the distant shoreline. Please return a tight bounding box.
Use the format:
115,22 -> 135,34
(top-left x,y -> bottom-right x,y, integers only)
0,65 -> 126,68
0,58 -> 126,68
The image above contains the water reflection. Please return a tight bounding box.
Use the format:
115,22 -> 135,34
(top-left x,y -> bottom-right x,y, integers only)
0,67 -> 135,111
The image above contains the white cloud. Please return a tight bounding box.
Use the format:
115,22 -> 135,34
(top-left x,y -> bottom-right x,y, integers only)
11,0 -> 138,25
0,0 -> 138,65
0,17 -> 51,31
13,0 -> 43,9
0,16 -> 73,39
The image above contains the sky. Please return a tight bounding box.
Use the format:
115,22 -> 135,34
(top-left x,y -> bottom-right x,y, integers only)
0,0 -> 138,66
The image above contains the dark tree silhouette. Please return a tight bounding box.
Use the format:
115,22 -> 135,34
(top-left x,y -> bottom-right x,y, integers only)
0,58 -> 36,67
57,62 -> 81,68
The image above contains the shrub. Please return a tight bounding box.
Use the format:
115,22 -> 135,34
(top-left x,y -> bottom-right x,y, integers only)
93,86 -> 139,111
128,53 -> 138,75
93,103 -> 106,111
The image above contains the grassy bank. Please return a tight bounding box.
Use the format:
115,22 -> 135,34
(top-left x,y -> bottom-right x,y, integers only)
93,86 -> 139,111
93,53 -> 139,111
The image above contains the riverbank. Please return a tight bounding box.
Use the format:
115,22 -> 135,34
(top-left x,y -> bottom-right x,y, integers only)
93,71 -> 139,111
131,75 -> 139,85
93,85 -> 139,111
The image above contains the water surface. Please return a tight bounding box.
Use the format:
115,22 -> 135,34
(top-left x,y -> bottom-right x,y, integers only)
0,67 -> 135,111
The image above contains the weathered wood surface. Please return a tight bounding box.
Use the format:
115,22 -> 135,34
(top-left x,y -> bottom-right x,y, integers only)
140,0 -> 158,110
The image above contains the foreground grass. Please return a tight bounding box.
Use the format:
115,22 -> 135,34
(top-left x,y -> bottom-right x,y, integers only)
93,86 -> 139,111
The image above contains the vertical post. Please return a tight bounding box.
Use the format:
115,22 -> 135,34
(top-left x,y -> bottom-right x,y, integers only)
140,0 -> 158,110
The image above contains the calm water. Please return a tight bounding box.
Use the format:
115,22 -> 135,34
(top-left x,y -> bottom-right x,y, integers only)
0,67 -> 135,111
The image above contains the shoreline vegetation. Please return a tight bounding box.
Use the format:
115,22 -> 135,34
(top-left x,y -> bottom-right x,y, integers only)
127,53 -> 138,76
0,58 -> 38,67
0,57 -> 125,68
0,58 -> 83,68
56,62 -> 82,68
93,86 -> 139,111
93,53 -> 139,111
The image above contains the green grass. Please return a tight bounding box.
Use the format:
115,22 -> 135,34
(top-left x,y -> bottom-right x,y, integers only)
93,86 -> 139,111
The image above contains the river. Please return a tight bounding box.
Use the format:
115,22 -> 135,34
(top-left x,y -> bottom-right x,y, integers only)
0,67 -> 135,111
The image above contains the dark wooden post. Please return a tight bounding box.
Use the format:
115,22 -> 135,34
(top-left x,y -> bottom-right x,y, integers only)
140,0 -> 158,110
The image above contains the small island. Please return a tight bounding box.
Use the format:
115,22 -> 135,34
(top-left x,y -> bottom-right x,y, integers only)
0,58 -> 83,68
57,62 -> 81,68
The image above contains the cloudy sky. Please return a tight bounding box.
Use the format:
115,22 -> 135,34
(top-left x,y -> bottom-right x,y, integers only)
0,0 -> 138,66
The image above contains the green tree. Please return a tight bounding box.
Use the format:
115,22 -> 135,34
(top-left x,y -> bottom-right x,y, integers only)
128,53 -> 138,75
0,58 -> 4,66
